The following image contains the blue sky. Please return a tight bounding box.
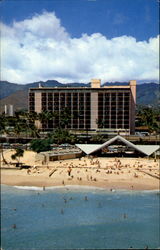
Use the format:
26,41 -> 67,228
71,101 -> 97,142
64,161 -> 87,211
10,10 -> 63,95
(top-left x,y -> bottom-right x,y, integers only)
1,0 -> 159,40
0,0 -> 159,84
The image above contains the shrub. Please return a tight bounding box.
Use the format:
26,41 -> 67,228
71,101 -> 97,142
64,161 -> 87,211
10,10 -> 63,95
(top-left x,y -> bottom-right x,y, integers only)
30,139 -> 52,153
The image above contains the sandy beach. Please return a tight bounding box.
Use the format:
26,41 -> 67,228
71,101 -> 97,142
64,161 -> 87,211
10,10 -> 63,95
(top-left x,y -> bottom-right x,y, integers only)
1,149 -> 159,190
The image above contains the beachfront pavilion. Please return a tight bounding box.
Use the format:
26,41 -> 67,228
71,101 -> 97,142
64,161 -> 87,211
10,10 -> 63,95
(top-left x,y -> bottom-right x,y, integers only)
76,135 -> 160,157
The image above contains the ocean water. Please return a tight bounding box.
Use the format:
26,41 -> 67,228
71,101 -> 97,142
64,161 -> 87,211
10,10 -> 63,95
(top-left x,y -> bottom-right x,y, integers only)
1,185 -> 160,250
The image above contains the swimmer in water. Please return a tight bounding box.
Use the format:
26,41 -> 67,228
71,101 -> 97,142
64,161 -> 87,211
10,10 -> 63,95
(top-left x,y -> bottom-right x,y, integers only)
12,224 -> 16,229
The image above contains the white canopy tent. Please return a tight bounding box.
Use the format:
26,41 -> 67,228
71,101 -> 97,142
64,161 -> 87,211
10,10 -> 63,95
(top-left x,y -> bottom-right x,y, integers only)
76,135 -> 159,156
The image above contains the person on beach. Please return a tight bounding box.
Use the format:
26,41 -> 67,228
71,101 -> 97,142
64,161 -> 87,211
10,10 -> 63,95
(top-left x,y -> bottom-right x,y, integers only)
27,169 -> 31,175
67,167 -> 72,176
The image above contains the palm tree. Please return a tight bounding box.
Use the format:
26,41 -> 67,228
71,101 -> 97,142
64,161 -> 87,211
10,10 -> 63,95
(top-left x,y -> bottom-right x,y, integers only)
24,111 -> 41,138
59,108 -> 71,129
0,114 -> 6,134
49,128 -> 76,144
137,106 -> 159,134
13,121 -> 23,138
0,144 -> 9,166
96,118 -> 105,129
38,111 -> 54,131
29,124 -> 40,138
0,114 -> 12,136
11,148 -> 24,167
26,111 -> 38,123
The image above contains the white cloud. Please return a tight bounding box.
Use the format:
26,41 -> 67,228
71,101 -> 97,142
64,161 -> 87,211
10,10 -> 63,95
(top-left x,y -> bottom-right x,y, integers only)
1,11 -> 159,84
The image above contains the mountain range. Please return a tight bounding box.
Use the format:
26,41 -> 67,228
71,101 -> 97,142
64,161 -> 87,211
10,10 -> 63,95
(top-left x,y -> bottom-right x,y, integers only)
0,80 -> 159,113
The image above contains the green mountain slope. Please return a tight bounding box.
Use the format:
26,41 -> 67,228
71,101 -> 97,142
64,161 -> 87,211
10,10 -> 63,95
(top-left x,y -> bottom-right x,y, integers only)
136,83 -> 159,105
0,81 -> 25,99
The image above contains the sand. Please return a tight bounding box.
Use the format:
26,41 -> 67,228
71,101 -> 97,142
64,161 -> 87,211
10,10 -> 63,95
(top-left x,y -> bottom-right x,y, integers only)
1,149 -> 159,190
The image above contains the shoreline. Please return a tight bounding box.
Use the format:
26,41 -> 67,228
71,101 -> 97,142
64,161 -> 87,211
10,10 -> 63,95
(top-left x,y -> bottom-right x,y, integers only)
1,183 -> 159,192
1,150 -> 159,191
1,169 -> 159,191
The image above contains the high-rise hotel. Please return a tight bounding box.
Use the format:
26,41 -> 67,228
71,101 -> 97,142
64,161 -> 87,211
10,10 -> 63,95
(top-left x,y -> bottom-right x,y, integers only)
29,79 -> 136,134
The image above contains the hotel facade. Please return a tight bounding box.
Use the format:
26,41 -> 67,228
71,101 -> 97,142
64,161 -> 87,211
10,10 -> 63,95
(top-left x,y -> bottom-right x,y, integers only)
29,79 -> 136,134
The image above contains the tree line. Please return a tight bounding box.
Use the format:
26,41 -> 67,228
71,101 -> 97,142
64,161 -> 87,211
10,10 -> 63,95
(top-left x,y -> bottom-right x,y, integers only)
0,106 -> 159,154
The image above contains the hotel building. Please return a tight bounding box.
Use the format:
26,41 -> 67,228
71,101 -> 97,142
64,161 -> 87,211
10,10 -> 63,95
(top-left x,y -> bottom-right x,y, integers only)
29,79 -> 136,134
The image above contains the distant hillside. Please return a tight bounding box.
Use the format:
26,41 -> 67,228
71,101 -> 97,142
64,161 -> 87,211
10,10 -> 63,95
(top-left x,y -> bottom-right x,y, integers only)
0,90 -> 28,113
0,80 -> 159,112
24,80 -> 89,89
136,83 -> 159,106
0,80 -> 89,100
0,81 -> 25,99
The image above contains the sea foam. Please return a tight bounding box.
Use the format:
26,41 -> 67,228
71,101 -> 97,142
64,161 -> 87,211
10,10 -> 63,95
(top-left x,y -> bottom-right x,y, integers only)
5,184 -> 160,194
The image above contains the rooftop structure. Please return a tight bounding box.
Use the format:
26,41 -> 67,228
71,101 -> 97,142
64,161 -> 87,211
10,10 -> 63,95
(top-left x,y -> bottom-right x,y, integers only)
36,145 -> 82,163
76,135 -> 160,156
29,79 -> 136,134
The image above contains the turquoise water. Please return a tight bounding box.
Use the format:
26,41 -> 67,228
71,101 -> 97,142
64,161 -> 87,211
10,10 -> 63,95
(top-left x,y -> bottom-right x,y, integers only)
1,185 -> 160,250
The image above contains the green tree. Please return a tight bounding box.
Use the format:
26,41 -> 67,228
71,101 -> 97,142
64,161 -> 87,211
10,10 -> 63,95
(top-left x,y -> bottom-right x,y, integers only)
0,114 -> 7,134
13,121 -> 23,137
26,111 -> 38,123
96,118 -> 105,129
59,108 -> 71,128
49,128 -> 76,144
0,111 -> 40,139
137,106 -> 160,133
11,148 -> 24,165
38,111 -> 54,131
24,112 -> 40,138
28,123 -> 40,138
90,134 -> 104,143
30,138 -> 52,153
